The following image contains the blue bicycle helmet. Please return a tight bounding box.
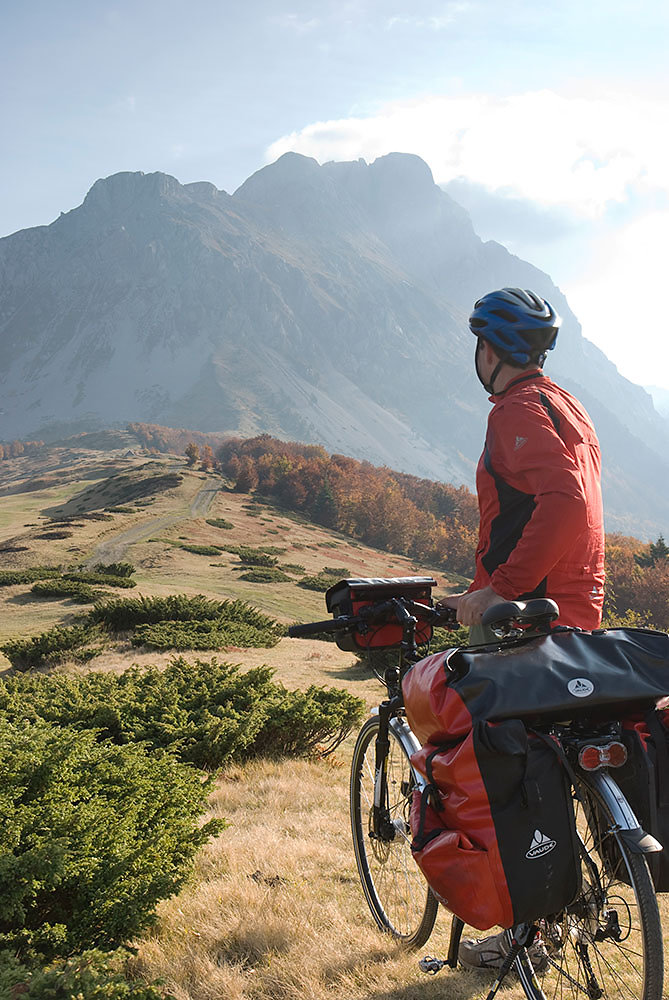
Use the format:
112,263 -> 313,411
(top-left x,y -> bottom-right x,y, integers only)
469,288 -> 561,367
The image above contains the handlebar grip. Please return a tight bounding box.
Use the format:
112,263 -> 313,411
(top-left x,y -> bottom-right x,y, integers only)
288,618 -> 354,638
431,605 -> 459,627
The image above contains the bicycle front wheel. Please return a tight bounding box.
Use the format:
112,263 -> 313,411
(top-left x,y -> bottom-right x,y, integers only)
519,772 -> 663,1000
350,715 -> 438,948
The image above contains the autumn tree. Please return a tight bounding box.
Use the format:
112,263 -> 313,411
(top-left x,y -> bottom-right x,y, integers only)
234,455 -> 259,493
185,442 -> 200,466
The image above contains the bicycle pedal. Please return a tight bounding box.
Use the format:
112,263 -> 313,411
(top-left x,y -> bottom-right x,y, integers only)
419,955 -> 447,975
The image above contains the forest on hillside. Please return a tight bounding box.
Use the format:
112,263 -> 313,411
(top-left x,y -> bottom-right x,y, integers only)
129,424 -> 669,629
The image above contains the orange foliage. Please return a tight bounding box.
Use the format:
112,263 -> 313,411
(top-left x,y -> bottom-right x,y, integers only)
216,435 -> 478,576
0,440 -> 44,460
604,534 -> 669,629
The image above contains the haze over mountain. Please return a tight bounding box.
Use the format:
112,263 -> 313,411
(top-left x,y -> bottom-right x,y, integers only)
1,152 -> 667,537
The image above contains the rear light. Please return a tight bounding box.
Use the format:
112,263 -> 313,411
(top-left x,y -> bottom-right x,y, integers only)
578,742 -> 627,771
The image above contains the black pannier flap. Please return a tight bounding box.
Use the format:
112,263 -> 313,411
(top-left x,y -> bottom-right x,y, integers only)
325,576 -> 436,652
403,627 -> 669,744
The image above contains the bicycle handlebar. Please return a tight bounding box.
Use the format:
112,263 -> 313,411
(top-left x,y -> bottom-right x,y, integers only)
288,598 -> 458,639
288,617 -> 356,638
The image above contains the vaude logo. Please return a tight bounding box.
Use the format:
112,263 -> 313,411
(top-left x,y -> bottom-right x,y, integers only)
526,829 -> 557,859
567,677 -> 595,698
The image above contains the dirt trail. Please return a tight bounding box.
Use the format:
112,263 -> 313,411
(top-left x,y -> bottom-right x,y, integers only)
85,477 -> 223,567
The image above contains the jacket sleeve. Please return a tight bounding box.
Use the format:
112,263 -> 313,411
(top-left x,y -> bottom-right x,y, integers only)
486,397 -> 590,600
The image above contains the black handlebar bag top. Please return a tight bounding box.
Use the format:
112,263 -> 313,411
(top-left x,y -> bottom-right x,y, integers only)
403,627 -> 669,744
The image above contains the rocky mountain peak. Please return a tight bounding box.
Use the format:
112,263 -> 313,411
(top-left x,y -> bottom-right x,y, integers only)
82,171 -> 182,216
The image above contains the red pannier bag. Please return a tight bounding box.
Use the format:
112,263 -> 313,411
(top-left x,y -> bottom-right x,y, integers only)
602,709 -> 669,891
402,628 -> 669,745
324,577 -> 435,652
410,719 -> 581,930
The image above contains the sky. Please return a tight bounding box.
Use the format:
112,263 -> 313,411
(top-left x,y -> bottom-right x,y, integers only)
3,0 -> 669,390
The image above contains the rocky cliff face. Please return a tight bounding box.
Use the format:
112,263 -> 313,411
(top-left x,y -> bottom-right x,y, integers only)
1,153 -> 667,535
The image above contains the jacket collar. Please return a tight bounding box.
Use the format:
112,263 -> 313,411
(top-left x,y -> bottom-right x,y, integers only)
490,369 -> 547,402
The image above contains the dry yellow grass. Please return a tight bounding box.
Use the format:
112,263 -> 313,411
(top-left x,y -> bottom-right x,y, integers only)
130,756 -> 478,1000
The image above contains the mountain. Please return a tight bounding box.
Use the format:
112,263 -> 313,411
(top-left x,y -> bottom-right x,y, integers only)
1,152 -> 667,537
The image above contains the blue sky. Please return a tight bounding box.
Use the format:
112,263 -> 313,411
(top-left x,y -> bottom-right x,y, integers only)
3,0 -> 669,388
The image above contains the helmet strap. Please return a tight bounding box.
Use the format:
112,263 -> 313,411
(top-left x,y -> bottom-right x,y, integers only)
486,359 -> 506,395
475,341 -> 505,395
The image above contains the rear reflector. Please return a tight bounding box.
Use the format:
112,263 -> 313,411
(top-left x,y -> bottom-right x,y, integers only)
578,742 -> 627,771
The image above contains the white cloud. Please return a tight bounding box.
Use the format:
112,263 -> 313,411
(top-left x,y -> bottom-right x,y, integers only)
266,89 -> 669,387
270,13 -> 320,33
266,90 -> 669,218
386,5 -> 470,30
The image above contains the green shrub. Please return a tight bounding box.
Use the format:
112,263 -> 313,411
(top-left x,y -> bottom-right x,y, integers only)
254,685 -> 365,756
179,544 -> 222,556
0,949 -> 169,999
131,619 -> 282,650
0,567 -> 61,587
4,597 -> 283,669
92,562 -> 136,578
298,574 -> 338,592
239,568 -> 291,583
1,626 -> 98,670
104,505 -> 136,513
0,659 -> 365,769
206,518 -> 233,530
89,595 -> 278,633
64,573 -> 136,589
0,720 -> 221,962
30,580 -> 104,604
222,544 -> 285,559
36,530 -> 73,539
298,566 -> 352,592
280,563 -> 306,574
237,548 -> 278,567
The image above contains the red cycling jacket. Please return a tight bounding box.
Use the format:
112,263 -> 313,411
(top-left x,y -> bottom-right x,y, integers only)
470,371 -> 605,630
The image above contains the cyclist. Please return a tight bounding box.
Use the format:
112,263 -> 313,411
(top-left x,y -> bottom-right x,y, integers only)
437,287 -> 606,971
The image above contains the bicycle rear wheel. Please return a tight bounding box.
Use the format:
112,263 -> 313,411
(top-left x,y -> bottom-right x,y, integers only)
518,773 -> 663,1000
350,715 -> 438,948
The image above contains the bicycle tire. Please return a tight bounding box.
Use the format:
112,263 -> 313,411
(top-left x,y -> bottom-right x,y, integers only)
350,715 -> 438,948
516,772 -> 663,1000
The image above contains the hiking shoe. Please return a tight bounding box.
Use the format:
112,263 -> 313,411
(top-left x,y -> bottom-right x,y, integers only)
458,930 -> 549,974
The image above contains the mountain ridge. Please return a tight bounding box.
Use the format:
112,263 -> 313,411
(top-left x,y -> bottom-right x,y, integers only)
1,152 -> 667,536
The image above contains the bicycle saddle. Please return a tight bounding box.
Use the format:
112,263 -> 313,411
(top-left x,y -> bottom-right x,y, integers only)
482,598 -> 559,636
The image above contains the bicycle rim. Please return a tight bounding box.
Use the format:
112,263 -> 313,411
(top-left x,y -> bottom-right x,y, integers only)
350,715 -> 438,948
518,774 -> 663,1000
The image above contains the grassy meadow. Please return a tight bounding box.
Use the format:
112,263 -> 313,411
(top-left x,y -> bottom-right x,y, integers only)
2,438 -> 668,999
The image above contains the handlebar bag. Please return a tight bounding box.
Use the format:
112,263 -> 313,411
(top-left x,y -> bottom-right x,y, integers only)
325,577 -> 435,651
410,719 -> 581,930
403,627 -> 669,745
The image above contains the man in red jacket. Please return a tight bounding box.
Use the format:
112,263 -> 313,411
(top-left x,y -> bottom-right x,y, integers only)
439,288 -> 605,971
440,287 -> 605,640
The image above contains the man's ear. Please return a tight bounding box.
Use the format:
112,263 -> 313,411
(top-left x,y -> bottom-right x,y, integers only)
484,341 -> 499,366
